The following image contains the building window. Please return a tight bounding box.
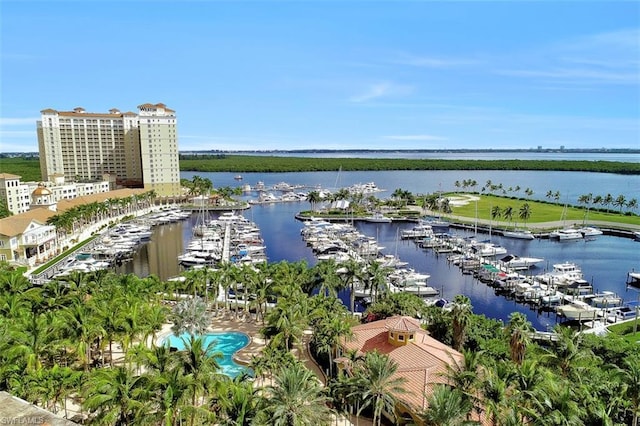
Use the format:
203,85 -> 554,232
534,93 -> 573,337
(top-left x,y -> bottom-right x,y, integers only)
398,334 -> 405,341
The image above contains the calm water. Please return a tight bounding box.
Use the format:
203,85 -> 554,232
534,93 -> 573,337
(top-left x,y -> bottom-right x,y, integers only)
181,170 -> 640,205
119,169 -> 640,331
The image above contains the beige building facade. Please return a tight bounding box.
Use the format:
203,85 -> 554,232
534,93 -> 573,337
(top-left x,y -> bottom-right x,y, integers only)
37,103 -> 180,197
0,173 -> 33,215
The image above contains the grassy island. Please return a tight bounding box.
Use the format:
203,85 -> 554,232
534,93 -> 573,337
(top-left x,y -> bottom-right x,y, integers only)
178,155 -> 640,175
2,156 -> 639,181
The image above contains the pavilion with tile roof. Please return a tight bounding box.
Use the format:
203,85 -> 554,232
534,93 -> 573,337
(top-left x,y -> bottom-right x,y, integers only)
337,315 -> 463,425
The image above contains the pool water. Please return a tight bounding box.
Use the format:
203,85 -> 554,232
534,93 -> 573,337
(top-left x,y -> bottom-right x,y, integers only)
164,331 -> 253,378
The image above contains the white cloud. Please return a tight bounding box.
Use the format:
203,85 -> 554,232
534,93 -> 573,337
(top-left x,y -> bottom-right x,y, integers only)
383,134 -> 447,141
394,54 -> 479,68
496,28 -> 640,86
349,82 -> 414,103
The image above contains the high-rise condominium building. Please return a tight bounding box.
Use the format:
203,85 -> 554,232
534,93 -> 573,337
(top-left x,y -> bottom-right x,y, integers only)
37,103 -> 181,196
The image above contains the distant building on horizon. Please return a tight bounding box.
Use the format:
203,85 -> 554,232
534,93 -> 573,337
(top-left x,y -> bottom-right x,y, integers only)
37,103 -> 180,197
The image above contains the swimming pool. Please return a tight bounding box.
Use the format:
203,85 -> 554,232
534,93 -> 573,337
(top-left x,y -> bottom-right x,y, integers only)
164,331 -> 252,378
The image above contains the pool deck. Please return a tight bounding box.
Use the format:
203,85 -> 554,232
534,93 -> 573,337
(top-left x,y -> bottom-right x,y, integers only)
153,312 -> 370,426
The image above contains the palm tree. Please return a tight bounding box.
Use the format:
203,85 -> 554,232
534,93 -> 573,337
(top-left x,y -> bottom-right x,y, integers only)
312,314 -> 353,377
358,260 -> 391,304
450,295 -> 472,351
541,325 -> 593,381
337,258 -> 362,314
170,296 -> 212,337
179,335 -> 223,425
490,205 -> 502,223
306,190 -> 322,212
518,203 -> 532,229
614,355 -> 640,426
577,193 -> 593,223
313,259 -> 343,298
61,301 -> 104,371
505,312 -> 533,366
352,351 -> 407,426
502,206 -> 514,228
255,362 -> 334,426
443,349 -> 483,418
614,194 -> 627,213
83,366 -> 151,426
265,299 -> 308,353
214,376 -> 260,426
524,379 -> 583,425
420,384 -> 473,426
603,193 -> 614,212
480,361 -> 513,425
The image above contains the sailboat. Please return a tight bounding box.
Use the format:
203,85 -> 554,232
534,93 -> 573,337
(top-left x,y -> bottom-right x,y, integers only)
549,203 -> 583,240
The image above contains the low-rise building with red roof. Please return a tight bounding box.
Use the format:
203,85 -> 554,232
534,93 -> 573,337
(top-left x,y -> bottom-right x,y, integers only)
337,315 -> 463,425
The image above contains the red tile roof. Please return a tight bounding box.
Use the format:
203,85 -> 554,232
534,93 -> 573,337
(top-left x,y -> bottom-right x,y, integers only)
341,315 -> 462,412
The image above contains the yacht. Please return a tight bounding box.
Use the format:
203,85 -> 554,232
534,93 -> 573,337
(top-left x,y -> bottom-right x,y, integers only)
537,262 -> 583,285
627,271 -> 640,287
498,254 -> 544,270
365,212 -> 392,223
401,222 -> 434,239
502,229 -> 535,240
578,226 -> 603,237
556,300 -> 601,321
550,228 -> 583,240
605,304 -> 638,323
471,241 -> 507,257
587,291 -> 623,308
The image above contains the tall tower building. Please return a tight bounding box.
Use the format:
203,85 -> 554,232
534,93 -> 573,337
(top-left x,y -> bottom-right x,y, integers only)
36,103 -> 180,196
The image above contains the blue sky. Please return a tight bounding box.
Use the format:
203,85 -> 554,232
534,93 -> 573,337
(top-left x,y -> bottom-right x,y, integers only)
1,1 -> 638,152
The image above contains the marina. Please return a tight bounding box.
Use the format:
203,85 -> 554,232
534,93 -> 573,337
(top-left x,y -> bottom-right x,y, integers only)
49,168 -> 637,332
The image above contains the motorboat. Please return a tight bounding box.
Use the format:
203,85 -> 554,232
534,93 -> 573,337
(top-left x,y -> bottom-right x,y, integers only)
502,229 -> 535,240
556,300 -> 601,321
375,254 -> 409,268
471,241 -> 507,257
389,283 -> 439,298
550,228 -> 583,240
627,271 -> 640,287
578,226 -> 603,237
365,212 -> 392,223
401,222 -> 434,239
605,304 -> 638,323
498,254 -> 544,270
587,291 -> 623,308
537,262 -> 583,285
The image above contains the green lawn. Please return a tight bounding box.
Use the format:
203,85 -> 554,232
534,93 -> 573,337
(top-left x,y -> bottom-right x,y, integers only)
445,193 -> 639,228
607,320 -> 640,344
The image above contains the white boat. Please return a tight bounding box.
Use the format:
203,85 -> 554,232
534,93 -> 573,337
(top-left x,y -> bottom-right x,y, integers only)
634,231 -> 640,241
587,291 -> 623,308
401,222 -> 434,239
471,242 -> 507,257
606,305 -> 639,323
627,271 -> 640,287
550,228 -> 583,240
498,254 -> 544,270
502,229 -> 535,240
537,262 -> 583,285
365,212 -> 392,223
556,299 -> 601,321
390,283 -> 439,298
375,254 -> 409,268
578,226 -> 603,237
